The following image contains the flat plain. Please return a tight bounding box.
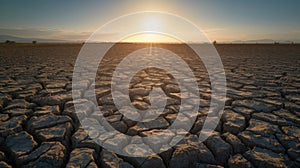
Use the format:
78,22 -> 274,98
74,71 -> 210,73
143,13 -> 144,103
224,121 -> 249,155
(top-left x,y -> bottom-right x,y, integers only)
0,43 -> 299,168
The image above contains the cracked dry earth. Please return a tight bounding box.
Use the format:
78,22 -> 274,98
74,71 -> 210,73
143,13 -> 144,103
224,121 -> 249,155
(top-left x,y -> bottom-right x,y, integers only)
0,43 -> 299,168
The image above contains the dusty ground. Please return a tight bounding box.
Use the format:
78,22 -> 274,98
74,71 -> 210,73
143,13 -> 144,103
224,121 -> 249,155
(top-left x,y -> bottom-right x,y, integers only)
0,43 -> 299,168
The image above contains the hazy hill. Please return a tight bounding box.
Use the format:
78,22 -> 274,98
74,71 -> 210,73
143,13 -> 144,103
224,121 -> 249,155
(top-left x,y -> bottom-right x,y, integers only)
0,35 -> 66,43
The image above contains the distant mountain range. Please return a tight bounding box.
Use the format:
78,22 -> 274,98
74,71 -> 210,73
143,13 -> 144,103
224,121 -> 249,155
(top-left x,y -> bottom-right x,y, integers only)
0,35 -> 66,43
228,39 -> 295,44
0,35 -> 297,44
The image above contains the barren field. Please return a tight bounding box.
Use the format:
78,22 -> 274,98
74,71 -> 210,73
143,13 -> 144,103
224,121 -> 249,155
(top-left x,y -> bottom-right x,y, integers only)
0,43 -> 300,168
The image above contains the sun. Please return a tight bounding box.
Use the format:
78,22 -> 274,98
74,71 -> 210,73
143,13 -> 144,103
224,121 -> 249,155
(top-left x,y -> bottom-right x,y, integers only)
121,32 -> 181,43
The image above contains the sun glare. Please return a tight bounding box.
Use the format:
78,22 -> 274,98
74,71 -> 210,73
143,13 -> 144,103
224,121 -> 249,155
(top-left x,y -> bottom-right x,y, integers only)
121,33 -> 181,43
89,12 -> 207,43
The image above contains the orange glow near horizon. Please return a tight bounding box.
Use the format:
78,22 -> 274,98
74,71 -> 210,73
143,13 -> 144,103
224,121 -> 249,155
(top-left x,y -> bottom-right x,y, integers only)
121,33 -> 181,43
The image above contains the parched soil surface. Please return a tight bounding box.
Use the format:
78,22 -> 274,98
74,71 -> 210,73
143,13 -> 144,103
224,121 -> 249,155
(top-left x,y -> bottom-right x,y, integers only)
0,43 -> 299,168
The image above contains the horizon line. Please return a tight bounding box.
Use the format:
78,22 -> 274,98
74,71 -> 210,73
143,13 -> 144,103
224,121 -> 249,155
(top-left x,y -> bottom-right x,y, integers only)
1,41 -> 299,45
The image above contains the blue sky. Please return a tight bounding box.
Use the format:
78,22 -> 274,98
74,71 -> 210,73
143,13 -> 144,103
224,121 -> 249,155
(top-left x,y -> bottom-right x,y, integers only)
0,0 -> 299,42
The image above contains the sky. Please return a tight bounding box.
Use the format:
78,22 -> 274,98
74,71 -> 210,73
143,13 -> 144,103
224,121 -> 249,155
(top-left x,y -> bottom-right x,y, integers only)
0,0 -> 299,42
